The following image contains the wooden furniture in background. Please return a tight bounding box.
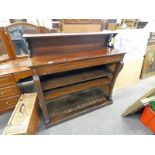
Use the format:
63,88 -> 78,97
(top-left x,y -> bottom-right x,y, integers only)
4,22 -> 41,59
0,22 -> 57,62
60,19 -> 102,32
0,23 -> 58,115
3,93 -> 39,135
0,74 -> 21,114
23,32 -> 125,126
107,23 -> 120,30
121,19 -> 138,29
52,19 -> 61,32
0,58 -> 33,114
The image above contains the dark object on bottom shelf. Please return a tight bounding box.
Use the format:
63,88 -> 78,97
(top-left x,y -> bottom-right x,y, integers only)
46,88 -> 112,127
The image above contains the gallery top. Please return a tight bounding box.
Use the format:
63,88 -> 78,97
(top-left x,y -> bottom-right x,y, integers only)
23,31 -> 117,38
23,31 -> 119,58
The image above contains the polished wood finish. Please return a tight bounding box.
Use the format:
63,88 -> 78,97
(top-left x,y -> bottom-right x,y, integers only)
29,48 -> 122,67
24,32 -> 124,126
0,57 -> 32,114
0,58 -> 31,76
0,85 -> 20,99
23,32 -> 117,57
0,74 -> 16,88
0,73 -> 21,114
3,93 -> 39,135
0,95 -> 19,114
35,53 -> 123,75
13,70 -> 33,82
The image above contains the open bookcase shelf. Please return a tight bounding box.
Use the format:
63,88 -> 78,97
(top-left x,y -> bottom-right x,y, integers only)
24,32 -> 124,125
40,65 -> 113,91
40,64 -> 113,102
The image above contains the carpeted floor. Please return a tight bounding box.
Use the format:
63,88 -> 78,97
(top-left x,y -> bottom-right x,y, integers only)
0,76 -> 154,135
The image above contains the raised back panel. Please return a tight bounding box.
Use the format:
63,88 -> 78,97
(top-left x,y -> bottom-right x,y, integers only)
24,32 -> 117,57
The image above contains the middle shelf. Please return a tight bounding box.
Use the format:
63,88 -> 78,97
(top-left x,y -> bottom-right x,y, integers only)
39,64 -> 113,101
40,65 -> 113,91
44,77 -> 111,101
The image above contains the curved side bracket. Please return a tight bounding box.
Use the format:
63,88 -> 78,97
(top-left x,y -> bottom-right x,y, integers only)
108,61 -> 124,100
105,33 -> 117,48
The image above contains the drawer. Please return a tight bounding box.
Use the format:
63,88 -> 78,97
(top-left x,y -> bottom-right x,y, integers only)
0,85 -> 20,99
36,55 -> 124,75
13,69 -> 33,82
0,95 -> 19,113
0,74 -> 16,88
3,93 -> 39,135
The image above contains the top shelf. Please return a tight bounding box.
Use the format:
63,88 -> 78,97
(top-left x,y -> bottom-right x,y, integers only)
23,31 -> 117,38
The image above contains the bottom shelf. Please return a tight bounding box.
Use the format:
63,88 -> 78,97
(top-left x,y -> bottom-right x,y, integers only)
46,87 -> 112,127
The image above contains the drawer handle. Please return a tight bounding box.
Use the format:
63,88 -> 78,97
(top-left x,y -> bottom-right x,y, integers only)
19,103 -> 25,113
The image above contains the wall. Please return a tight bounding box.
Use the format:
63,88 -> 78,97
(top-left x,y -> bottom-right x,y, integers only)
113,29 -> 150,89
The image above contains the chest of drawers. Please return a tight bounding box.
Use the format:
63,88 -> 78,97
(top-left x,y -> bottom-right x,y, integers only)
0,74 -> 21,114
